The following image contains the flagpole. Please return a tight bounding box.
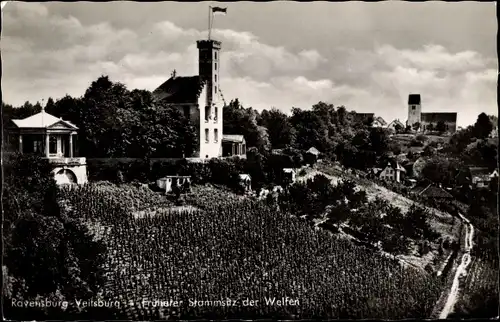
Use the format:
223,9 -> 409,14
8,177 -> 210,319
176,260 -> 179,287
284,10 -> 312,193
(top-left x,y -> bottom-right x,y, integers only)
208,6 -> 212,40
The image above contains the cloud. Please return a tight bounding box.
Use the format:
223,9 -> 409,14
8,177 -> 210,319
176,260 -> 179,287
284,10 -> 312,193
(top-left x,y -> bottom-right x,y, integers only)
1,2 -> 496,128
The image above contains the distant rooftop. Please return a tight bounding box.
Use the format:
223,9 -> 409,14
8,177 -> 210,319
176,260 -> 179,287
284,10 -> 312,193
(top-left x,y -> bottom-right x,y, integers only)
421,112 -> 457,123
222,134 -> 245,143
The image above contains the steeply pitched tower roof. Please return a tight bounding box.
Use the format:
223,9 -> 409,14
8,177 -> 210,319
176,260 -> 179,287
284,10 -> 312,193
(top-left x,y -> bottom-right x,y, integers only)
408,94 -> 421,105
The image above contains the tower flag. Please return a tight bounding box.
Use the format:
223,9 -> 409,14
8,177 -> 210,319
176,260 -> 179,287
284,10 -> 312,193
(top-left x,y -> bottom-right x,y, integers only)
212,6 -> 227,14
208,6 -> 227,40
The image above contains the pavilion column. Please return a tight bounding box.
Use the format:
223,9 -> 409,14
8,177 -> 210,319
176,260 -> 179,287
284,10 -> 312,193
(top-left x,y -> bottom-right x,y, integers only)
232,143 -> 235,155
45,133 -> 50,157
19,134 -> 23,153
69,133 -> 74,158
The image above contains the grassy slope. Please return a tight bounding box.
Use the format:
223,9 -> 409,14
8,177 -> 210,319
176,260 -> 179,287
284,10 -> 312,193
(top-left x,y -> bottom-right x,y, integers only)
297,164 -> 462,272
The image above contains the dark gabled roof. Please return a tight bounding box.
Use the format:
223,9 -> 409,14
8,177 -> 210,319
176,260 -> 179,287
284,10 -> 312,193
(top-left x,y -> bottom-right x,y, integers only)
153,76 -> 205,104
469,167 -> 490,176
421,112 -> 457,123
418,184 -> 454,199
410,184 -> 427,195
408,94 -> 421,105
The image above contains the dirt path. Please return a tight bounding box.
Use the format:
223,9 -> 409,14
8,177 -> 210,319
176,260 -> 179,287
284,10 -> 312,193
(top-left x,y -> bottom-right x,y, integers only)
438,213 -> 474,319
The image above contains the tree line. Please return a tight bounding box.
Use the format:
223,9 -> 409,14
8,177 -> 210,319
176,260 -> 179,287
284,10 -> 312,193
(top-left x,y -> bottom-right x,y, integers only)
3,75 -> 394,168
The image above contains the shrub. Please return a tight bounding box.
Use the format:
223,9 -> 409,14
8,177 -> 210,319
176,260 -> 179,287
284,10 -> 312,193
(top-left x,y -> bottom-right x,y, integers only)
416,134 -> 428,142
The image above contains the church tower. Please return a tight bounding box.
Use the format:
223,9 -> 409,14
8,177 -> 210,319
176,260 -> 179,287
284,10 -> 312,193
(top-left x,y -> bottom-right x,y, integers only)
197,39 -> 223,158
407,94 -> 422,129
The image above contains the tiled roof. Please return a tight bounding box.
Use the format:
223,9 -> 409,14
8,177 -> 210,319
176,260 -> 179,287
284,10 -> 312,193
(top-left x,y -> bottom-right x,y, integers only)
153,76 -> 205,104
421,112 -> 457,123
222,134 -> 245,143
418,184 -> 454,199
408,94 -> 421,105
11,111 -> 78,129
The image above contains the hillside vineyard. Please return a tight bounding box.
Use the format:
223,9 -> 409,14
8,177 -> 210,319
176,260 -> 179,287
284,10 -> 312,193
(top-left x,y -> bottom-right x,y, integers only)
2,2 -> 498,320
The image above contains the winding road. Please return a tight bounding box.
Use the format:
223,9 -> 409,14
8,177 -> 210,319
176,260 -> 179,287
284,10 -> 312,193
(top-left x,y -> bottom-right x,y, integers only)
438,213 -> 474,319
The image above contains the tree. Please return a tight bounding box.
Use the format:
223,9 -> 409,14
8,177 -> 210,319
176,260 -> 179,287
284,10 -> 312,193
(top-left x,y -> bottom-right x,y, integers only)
436,120 -> 447,133
259,108 -> 296,149
290,107 -> 330,151
412,122 -> 421,132
394,123 -> 403,134
473,112 -> 493,139
3,153 -> 108,319
224,99 -> 271,153
427,123 -> 435,132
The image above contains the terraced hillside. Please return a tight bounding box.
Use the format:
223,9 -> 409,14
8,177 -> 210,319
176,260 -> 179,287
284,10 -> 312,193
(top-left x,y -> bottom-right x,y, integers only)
59,183 -> 444,320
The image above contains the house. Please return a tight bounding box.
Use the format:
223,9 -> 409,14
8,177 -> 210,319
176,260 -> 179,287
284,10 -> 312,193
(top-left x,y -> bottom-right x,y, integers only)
372,117 -> 388,128
387,119 -> 405,133
156,175 -> 191,194
469,167 -> 498,188
354,113 -> 375,124
152,38 -> 245,160
238,174 -> 252,192
6,107 -> 87,185
406,94 -> 457,133
282,168 -> 297,184
379,160 -> 406,183
271,148 -> 284,155
305,147 -> 321,164
222,134 -> 246,158
490,127 -> 499,138
411,183 -> 454,202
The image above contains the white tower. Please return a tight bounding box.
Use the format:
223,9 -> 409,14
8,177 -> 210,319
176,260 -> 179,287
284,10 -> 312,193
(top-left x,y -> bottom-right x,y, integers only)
407,94 -> 422,129
197,39 -> 223,158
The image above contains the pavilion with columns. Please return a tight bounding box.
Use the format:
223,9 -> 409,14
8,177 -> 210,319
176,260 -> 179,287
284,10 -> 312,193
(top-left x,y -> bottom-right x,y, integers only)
7,107 -> 88,184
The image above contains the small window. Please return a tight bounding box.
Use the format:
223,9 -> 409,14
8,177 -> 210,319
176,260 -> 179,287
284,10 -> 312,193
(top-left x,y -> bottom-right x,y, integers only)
412,106 -> 416,110
214,106 -> 218,122
215,62 -> 217,71
215,51 -> 217,60
214,129 -> 219,142
205,105 -> 210,122
205,129 -> 209,143
33,140 -> 43,153
215,86 -> 217,93
215,74 -> 217,82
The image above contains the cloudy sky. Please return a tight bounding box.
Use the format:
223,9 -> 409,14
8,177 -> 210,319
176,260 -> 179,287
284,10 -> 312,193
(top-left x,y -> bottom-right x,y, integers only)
1,1 -> 497,126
